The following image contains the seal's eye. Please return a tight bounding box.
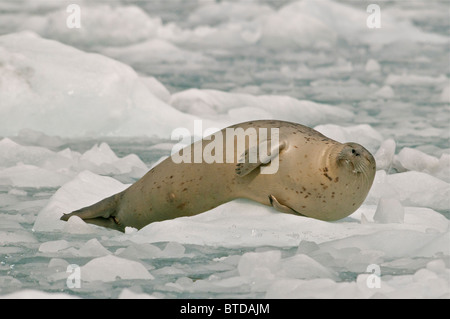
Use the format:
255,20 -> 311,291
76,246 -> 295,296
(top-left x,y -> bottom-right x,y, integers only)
352,149 -> 360,156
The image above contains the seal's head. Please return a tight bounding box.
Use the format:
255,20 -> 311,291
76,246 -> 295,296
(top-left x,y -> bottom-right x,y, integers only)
336,142 -> 376,183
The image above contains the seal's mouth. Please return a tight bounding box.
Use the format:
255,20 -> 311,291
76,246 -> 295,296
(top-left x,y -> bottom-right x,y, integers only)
343,159 -> 358,174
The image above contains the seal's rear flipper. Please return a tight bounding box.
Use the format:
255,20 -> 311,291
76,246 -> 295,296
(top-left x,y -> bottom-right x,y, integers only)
60,193 -> 125,232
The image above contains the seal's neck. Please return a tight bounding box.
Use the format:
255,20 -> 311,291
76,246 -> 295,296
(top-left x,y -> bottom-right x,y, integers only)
321,143 -> 342,170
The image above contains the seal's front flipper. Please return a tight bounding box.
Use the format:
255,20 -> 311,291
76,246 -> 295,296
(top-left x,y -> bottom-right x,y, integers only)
60,193 -> 125,232
268,194 -> 305,217
235,140 -> 286,177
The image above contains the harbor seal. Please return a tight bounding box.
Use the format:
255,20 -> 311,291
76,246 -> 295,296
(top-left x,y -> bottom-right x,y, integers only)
61,120 -> 376,232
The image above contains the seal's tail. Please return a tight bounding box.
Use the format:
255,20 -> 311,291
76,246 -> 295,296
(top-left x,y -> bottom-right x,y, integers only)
60,193 -> 125,232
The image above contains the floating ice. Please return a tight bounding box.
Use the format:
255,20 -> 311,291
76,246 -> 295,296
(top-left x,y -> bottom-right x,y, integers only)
0,138 -> 148,187
0,138 -> 55,167
81,255 -> 154,282
79,143 -> 148,178
440,84 -> 450,103
0,32 -> 197,137
186,1 -> 273,28
62,215 -> 95,234
139,76 -> 171,103
375,86 -> 395,99
38,240 -> 70,253
238,250 -> 281,277
0,230 -> 37,244
0,289 -> 79,299
76,238 -> 111,257
393,147 -> 450,182
170,89 -> 353,126
387,171 -> 450,211
314,124 -> 383,153
118,288 -> 158,299
373,197 -> 405,224
0,164 -> 70,188
386,74 -> 447,87
102,38 -> 208,68
40,5 -> 162,48
367,170 -> 450,211
279,254 -> 338,280
115,243 -> 162,260
292,0 -> 446,45
365,59 -> 381,73
374,139 -> 396,171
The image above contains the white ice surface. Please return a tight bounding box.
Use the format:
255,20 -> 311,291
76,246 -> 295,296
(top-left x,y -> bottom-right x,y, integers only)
170,89 -> 353,126
34,171 -> 448,250
0,32 -> 198,137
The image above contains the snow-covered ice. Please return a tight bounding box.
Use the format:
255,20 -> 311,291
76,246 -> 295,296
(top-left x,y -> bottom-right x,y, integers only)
0,0 -> 449,299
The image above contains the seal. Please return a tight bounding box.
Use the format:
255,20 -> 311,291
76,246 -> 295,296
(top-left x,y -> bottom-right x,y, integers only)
60,120 -> 376,232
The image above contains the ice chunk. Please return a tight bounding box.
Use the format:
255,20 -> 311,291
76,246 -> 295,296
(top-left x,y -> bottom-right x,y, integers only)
0,32 -> 197,137
440,84 -> 450,102
76,238 -> 111,257
0,230 -> 37,244
296,240 -> 320,254
78,143 -> 148,178
38,240 -> 69,253
279,254 -> 337,280
374,139 -> 396,171
314,124 -> 383,153
414,232 -> 450,258
13,129 -> 64,149
102,38 -> 207,67
160,242 -> 186,257
259,2 -> 335,49
0,138 -> 55,167
267,0 -> 446,48
265,278 -> 341,299
0,276 -> 22,291
81,255 -> 153,282
393,148 -> 450,182
42,5 -> 161,47
237,250 -> 281,277
139,76 -> 171,103
366,170 -> 400,204
387,171 -> 450,211
426,260 -> 446,274
80,143 -> 119,167
170,89 -> 353,126
320,229 -> 448,259
367,170 -> 450,211
0,289 -> 79,299
118,288 -> 157,299
48,258 -> 69,269
373,197 -> 405,224
62,215 -> 95,234
365,59 -> 381,72
186,1 -> 273,27
394,147 -> 439,172
386,74 -> 447,86
7,189 -> 27,196
115,243 -> 162,260
0,164 -> 70,188
375,86 -> 395,99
